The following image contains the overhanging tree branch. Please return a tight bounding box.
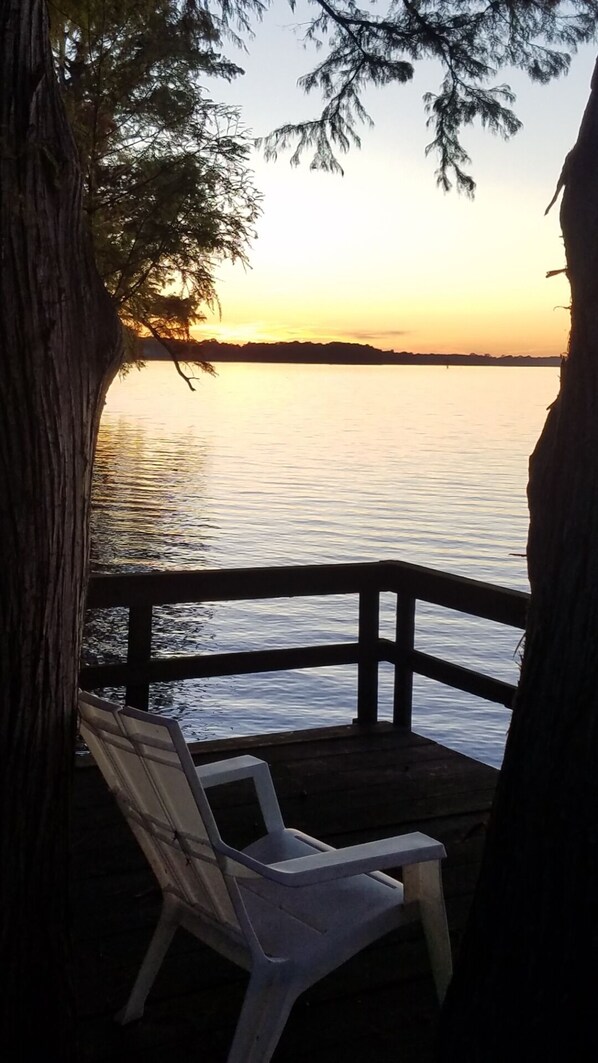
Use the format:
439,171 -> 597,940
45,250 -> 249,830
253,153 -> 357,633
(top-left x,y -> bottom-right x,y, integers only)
259,0 -> 598,192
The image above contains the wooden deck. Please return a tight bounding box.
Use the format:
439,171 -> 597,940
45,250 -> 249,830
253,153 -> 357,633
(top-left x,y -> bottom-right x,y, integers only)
72,723 -> 498,1063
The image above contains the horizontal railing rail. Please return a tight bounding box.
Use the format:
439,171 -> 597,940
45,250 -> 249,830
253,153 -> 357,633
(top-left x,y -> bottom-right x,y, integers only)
81,560 -> 529,727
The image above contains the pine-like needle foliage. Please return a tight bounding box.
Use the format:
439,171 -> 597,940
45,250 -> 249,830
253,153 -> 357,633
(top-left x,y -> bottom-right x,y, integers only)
261,1 -> 598,194
49,0 -> 263,379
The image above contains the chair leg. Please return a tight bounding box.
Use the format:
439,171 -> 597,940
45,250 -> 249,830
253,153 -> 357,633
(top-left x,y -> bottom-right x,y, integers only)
226,965 -> 300,1063
403,860 -> 453,1002
116,896 -> 179,1024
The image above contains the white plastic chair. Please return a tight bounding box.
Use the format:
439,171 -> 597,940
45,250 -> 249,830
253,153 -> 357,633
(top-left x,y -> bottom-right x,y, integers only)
78,691 -> 452,1062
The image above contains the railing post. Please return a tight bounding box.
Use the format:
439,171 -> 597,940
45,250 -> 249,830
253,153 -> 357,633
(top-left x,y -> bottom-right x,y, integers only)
126,603 -> 153,710
393,594 -> 415,727
357,588 -> 379,725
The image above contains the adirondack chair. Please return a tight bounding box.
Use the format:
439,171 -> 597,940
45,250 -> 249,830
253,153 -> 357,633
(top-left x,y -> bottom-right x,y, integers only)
78,691 -> 452,1063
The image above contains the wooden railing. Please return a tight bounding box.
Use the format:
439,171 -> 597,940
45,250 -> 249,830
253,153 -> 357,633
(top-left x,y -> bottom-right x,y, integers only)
80,560 -> 529,728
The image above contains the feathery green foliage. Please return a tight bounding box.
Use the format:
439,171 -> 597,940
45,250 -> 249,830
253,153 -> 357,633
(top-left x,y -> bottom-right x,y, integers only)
48,0 -> 263,376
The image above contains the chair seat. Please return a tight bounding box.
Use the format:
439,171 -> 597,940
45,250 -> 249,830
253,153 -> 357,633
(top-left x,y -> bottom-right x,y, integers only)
238,828 -> 406,975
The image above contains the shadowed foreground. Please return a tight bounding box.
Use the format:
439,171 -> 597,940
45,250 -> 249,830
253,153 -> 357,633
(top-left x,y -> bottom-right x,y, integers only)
73,723 -> 497,1062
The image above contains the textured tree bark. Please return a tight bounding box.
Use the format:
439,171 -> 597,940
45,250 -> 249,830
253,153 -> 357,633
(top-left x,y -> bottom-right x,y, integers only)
0,2 -> 121,1055
438,55 -> 598,1061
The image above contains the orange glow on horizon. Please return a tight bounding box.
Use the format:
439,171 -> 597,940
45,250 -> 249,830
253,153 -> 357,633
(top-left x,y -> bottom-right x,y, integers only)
175,24 -> 596,367
191,305 -> 570,358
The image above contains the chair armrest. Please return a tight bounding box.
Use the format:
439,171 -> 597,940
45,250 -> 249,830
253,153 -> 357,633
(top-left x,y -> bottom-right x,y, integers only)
223,832 -> 445,887
196,755 -> 284,833
196,755 -> 267,787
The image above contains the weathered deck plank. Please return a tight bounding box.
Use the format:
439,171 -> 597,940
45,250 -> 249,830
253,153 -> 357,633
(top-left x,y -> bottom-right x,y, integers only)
73,724 -> 497,1062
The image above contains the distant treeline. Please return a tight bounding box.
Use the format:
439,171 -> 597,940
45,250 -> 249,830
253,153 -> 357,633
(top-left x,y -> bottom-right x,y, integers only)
141,338 -> 560,367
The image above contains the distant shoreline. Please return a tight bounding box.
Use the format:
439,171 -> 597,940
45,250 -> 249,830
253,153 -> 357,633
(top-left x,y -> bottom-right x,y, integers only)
140,338 -> 560,368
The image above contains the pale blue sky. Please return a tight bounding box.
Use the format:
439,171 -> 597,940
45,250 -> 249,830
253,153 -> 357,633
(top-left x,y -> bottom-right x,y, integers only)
195,5 -> 597,356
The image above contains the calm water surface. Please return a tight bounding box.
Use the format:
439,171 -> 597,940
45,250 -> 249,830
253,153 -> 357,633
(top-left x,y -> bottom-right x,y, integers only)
87,362 -> 560,766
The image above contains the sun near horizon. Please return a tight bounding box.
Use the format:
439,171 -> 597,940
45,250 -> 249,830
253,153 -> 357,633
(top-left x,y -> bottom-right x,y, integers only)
189,244 -> 572,358
182,14 -> 594,365
187,119 -> 575,361
190,309 -> 570,358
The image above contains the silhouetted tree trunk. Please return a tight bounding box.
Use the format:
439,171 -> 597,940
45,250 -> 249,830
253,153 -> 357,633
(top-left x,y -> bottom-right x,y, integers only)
439,55 -> 598,1062
0,2 -> 121,1056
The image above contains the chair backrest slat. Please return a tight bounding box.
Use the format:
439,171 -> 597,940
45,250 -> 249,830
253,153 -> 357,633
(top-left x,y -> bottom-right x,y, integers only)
78,693 -> 243,936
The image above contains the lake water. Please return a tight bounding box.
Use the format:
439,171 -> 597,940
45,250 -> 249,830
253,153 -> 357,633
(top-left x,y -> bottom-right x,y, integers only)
87,361 -> 560,766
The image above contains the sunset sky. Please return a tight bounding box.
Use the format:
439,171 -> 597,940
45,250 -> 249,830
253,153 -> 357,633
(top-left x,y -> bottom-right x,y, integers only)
191,7 -> 597,357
